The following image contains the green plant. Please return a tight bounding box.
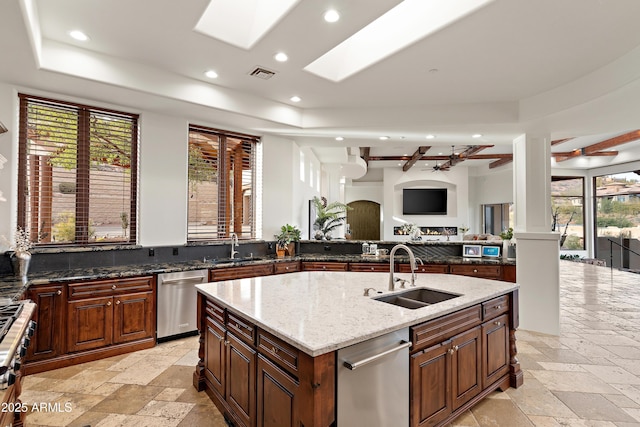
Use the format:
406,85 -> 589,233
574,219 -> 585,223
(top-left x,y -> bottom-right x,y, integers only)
312,196 -> 351,235
499,227 -> 513,240
52,212 -> 95,242
275,224 -> 301,248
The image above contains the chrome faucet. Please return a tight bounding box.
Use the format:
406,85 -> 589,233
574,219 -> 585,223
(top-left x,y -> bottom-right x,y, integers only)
230,233 -> 239,259
389,244 -> 417,291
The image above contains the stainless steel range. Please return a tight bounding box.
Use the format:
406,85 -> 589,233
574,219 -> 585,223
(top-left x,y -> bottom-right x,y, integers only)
0,301 -> 36,427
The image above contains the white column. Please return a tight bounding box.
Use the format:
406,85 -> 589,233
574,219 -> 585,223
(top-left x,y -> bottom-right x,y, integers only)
513,134 -> 561,335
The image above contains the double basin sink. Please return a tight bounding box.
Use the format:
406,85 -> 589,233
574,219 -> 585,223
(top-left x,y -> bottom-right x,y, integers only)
375,288 -> 460,309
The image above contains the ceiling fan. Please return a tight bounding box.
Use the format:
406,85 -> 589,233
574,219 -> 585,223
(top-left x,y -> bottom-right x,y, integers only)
431,145 -> 467,171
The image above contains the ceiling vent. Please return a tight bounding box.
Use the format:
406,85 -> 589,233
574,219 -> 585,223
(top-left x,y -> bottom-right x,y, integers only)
249,66 -> 276,80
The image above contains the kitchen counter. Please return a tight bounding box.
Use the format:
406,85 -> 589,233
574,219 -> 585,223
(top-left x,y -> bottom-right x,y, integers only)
0,253 -> 514,301
196,271 -> 518,356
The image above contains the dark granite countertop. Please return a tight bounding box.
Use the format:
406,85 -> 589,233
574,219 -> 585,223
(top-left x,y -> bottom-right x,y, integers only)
0,253 -> 515,302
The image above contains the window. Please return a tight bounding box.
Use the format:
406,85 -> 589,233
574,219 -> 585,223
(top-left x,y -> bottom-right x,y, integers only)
188,125 -> 259,240
551,176 -> 585,250
18,94 -> 138,245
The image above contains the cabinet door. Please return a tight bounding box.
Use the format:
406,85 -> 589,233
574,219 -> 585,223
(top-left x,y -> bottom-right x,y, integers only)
451,327 -> 482,410
410,342 -> 452,427
67,297 -> 114,353
205,316 -> 226,398
26,284 -> 66,361
482,314 -> 510,388
113,292 -> 154,344
257,354 -> 300,427
226,332 -> 257,427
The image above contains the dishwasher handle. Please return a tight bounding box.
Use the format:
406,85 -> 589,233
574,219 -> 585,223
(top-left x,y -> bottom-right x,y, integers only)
160,277 -> 206,285
342,340 -> 412,371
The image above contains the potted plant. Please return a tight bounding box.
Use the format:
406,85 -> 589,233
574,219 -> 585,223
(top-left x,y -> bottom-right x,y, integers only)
500,227 -> 515,259
311,196 -> 351,240
275,224 -> 301,257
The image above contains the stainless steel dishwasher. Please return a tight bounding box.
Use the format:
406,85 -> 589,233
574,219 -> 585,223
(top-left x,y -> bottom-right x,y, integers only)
157,269 -> 208,341
337,327 -> 410,427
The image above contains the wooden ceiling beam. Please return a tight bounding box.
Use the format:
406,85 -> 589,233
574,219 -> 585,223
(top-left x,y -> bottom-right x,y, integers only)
402,146 -> 430,172
489,156 -> 513,169
582,129 -> 640,154
360,147 -> 370,165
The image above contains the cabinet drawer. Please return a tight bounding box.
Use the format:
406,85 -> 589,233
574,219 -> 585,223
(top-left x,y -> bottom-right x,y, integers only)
257,329 -> 299,377
398,264 -> 448,274
450,265 -> 501,279
482,294 -> 509,320
227,311 -> 255,345
349,263 -> 389,272
206,299 -> 225,325
274,261 -> 300,274
68,276 -> 154,300
301,262 -> 348,271
411,305 -> 482,353
210,264 -> 274,281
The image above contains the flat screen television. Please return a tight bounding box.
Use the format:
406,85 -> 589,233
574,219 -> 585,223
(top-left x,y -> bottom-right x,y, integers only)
403,188 -> 447,215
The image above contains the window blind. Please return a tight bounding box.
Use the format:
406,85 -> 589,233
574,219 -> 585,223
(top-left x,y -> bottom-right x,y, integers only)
188,125 -> 258,241
18,94 -> 138,246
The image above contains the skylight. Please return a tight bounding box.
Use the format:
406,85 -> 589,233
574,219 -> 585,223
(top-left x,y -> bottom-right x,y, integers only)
304,0 -> 495,82
194,0 -> 301,50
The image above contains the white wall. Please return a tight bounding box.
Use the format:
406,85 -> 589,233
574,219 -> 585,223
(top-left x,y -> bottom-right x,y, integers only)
262,137 -> 320,240
138,113 -> 189,246
468,166 -> 514,234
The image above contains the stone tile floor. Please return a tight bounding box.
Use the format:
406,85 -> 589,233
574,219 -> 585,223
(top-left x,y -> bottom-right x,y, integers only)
20,261 -> 640,426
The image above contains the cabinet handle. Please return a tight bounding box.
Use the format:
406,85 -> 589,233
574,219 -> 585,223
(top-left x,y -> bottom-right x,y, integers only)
111,285 -> 117,290
224,340 -> 230,346
448,348 -> 455,355
473,269 -> 478,273
322,266 -> 326,270
115,300 -> 121,305
371,267 -> 374,271
271,346 -> 278,355
496,305 -> 502,309
106,301 -> 112,306
56,290 -> 62,295
453,345 -> 459,352
494,321 -> 501,326
285,267 -> 289,270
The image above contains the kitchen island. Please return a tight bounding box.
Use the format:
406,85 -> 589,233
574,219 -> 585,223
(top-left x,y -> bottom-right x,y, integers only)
193,271 -> 522,427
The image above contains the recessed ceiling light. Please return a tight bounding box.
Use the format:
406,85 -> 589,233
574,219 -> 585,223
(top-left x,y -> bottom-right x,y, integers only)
204,70 -> 218,79
290,96 -> 301,103
69,30 -> 89,41
425,134 -> 435,139
335,137 -> 344,141
472,133 -> 483,138
324,9 -> 340,23
275,52 -> 288,62
379,136 -> 389,140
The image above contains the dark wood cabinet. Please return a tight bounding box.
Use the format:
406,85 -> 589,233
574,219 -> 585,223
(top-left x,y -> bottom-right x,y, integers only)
113,291 -> 155,344
25,276 -> 156,374
257,354 -> 300,427
67,296 -> 114,353
274,261 -> 300,274
410,326 -> 482,427
301,261 -> 348,271
399,263 -> 449,274
450,264 -> 501,279
205,316 -> 226,398
26,284 -> 66,361
211,264 -> 274,281
482,314 -> 510,388
226,331 -> 257,427
348,262 -> 389,272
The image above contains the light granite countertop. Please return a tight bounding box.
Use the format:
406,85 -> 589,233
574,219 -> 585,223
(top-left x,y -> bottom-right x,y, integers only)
196,271 -> 518,357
